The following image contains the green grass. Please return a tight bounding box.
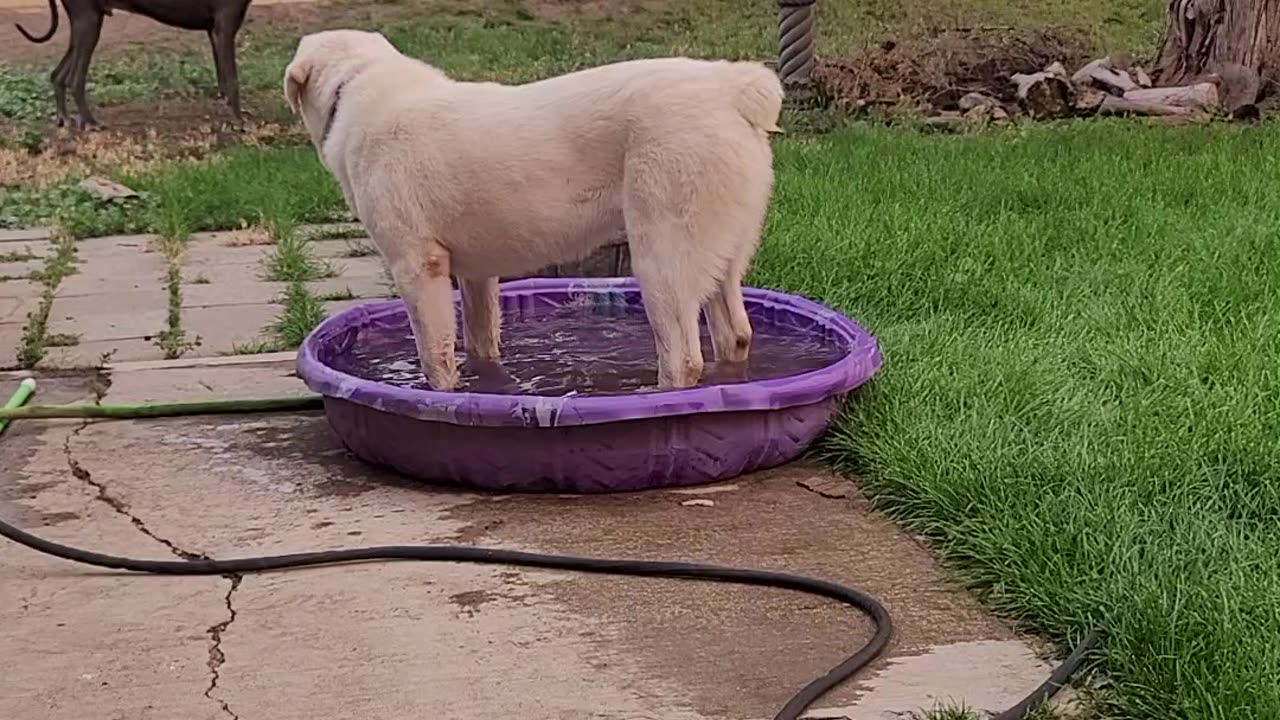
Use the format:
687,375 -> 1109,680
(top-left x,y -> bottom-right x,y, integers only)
269,281 -> 327,349
262,224 -> 337,282
735,120 -> 1280,719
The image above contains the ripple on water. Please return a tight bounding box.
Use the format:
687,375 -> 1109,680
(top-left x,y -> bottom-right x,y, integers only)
327,303 -> 846,396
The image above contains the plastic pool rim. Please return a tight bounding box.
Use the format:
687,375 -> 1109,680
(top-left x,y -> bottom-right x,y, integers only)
296,277 -> 882,493
297,277 -> 881,427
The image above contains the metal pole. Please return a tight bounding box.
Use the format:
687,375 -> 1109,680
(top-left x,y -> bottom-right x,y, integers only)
777,0 -> 817,90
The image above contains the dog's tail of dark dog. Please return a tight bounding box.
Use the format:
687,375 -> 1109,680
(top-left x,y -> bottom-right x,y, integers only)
15,0 -> 59,44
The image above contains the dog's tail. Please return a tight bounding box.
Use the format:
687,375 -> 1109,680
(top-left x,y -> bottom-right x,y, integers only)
15,0 -> 58,44
731,62 -> 785,135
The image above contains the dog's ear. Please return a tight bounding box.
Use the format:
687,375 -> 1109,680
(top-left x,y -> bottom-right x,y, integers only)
284,57 -> 311,115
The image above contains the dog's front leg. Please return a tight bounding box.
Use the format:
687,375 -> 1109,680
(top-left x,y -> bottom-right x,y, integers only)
459,277 -> 500,361
68,13 -> 105,130
390,243 -> 460,391
210,19 -> 244,126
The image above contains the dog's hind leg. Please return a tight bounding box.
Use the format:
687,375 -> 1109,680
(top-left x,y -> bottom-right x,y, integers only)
66,12 -> 103,129
50,45 -> 74,127
459,277 -> 501,361
628,219 -> 719,389
389,241 -> 460,391
703,258 -> 753,365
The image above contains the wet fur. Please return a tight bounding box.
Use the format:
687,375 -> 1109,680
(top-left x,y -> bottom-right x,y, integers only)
284,30 -> 783,391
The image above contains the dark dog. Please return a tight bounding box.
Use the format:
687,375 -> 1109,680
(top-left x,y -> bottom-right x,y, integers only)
16,0 -> 253,129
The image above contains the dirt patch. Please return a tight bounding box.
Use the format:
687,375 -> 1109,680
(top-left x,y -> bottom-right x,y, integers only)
0,99 -> 301,187
526,0 -> 667,22
813,26 -> 1092,114
0,3 -> 302,66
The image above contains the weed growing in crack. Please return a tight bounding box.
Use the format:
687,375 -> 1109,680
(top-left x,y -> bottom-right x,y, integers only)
316,287 -> 356,302
154,233 -> 201,360
18,228 -> 77,368
262,220 -> 336,283
269,281 -> 326,349
301,223 -> 367,243
0,247 -> 37,263
229,339 -> 281,355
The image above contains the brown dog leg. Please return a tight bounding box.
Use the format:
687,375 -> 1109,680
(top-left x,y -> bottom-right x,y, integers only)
210,6 -> 248,126
67,12 -> 104,130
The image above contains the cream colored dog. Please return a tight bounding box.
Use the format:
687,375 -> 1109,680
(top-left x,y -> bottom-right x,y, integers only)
284,30 -> 782,391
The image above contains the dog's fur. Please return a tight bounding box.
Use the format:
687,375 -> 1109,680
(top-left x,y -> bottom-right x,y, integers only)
284,30 -> 783,391
16,0 -> 252,129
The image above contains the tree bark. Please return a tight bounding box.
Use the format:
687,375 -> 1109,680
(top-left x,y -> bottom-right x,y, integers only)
1153,0 -> 1280,97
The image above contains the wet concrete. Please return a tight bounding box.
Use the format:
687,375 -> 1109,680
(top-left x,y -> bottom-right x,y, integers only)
0,361 -> 1067,720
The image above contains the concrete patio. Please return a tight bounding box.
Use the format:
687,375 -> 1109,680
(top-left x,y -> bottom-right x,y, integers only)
0,353 -> 1072,720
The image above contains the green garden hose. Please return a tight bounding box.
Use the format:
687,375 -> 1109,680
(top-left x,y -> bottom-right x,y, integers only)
0,394 -> 323,421
0,377 -> 36,435
0,380 -> 1099,719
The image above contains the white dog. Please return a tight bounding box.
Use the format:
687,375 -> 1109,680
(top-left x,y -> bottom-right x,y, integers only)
284,30 -> 783,391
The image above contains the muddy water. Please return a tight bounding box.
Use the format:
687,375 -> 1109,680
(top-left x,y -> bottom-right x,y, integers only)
328,304 -> 846,396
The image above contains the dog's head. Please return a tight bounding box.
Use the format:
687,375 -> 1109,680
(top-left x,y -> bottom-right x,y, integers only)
283,29 -> 399,145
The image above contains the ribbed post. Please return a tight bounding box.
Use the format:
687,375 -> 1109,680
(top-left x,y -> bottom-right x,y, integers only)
777,0 -> 817,89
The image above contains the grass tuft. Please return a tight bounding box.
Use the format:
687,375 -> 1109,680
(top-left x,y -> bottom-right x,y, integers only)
153,233 -> 200,359
269,282 -> 327,349
18,228 -> 78,368
262,221 -> 337,283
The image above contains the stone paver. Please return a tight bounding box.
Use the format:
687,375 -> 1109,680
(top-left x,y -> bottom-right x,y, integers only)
73,234 -> 155,262
37,338 -> 165,369
326,255 -> 387,279
310,274 -> 394,302
47,292 -> 169,340
0,239 -> 50,258
183,304 -> 281,356
0,260 -> 41,279
0,280 -> 42,326
56,238 -> 164,297
0,361 -> 1068,720
0,227 -> 50,243
182,279 -> 288,308
184,235 -> 271,268
310,237 -> 376,259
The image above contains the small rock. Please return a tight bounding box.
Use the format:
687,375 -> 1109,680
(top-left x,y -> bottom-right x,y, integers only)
1073,88 -> 1108,113
1133,66 -> 1153,88
680,499 -> 715,508
964,105 -> 994,123
958,91 -> 1000,111
78,176 -> 137,201
1044,61 -> 1069,78
923,113 -> 964,131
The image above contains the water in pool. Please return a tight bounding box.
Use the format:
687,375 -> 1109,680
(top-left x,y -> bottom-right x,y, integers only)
330,302 -> 846,396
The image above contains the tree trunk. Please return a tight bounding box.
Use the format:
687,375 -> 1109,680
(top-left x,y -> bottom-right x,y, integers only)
1153,0 -> 1279,104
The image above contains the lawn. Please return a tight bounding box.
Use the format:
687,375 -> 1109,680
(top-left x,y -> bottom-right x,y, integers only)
4,0 -> 1279,718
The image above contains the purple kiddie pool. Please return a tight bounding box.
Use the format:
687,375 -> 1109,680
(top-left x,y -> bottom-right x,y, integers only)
296,277 -> 881,493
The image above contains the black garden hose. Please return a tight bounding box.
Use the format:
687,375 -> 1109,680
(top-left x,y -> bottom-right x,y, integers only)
0,392 -> 1100,719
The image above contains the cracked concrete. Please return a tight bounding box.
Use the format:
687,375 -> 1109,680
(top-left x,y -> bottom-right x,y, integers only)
57,379 -> 245,720
0,361 -> 1073,720
205,575 -> 241,720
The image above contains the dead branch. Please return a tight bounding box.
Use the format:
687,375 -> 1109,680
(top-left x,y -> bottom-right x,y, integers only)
1123,82 -> 1221,110
1098,96 -> 1202,116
